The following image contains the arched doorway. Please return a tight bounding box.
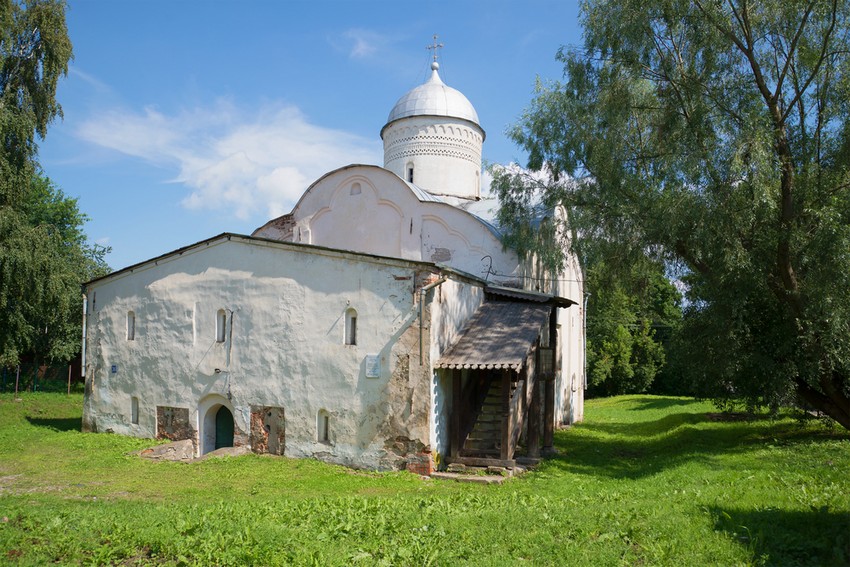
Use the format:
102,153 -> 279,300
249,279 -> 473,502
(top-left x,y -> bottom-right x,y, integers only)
198,394 -> 235,455
214,406 -> 234,449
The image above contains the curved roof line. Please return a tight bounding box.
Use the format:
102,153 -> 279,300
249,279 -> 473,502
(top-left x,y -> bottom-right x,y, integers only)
252,163 -> 503,243
385,66 -> 480,124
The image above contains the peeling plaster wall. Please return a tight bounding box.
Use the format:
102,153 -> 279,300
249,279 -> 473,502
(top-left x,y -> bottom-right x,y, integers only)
83,237 -> 442,470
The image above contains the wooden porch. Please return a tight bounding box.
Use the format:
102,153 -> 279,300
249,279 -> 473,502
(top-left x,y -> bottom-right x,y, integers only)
436,298 -> 561,468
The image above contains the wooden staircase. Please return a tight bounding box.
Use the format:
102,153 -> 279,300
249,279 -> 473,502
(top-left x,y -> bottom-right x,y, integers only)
460,377 -> 519,458
447,365 -> 541,469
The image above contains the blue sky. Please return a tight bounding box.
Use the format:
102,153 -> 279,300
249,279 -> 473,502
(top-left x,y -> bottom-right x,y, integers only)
38,0 -> 583,270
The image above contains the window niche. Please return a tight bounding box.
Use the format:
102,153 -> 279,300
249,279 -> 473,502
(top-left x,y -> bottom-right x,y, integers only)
216,309 -> 226,343
126,311 -> 135,341
344,307 -> 357,346
406,162 -> 414,183
317,409 -> 331,444
131,396 -> 139,425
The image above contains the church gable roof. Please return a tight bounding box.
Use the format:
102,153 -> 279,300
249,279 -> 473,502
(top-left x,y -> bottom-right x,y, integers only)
83,232 -> 441,289
254,163 -> 503,242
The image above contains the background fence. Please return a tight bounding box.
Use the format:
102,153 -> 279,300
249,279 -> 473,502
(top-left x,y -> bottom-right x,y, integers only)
1,361 -> 84,394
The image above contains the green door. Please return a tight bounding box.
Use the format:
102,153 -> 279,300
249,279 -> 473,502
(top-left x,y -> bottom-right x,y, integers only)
215,406 -> 234,449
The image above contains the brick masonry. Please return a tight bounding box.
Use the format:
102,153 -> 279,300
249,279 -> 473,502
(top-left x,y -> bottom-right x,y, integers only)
156,406 -> 194,442
250,406 -> 285,455
406,451 -> 434,476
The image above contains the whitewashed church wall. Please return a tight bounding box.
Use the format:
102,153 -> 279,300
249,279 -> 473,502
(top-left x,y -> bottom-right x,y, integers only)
563,252 -> 586,424
269,165 -> 522,286
419,206 -> 521,285
515,248 -> 585,426
291,168 -> 423,259
266,168 -> 413,258
548,207 -> 586,424
554,304 -> 584,426
82,238 -> 436,470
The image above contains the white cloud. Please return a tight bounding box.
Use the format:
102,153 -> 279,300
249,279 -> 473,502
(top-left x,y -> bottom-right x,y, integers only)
68,67 -> 114,94
341,28 -> 384,59
75,100 -> 382,220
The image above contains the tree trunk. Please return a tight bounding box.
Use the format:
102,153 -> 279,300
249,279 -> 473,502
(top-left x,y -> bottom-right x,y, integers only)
795,374 -> 850,430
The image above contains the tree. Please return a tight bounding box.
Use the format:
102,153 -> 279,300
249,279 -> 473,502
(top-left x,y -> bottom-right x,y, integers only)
498,1 -> 850,427
0,0 -> 86,367
492,165 -> 682,396
585,258 -> 679,397
0,173 -> 109,366
1,0 -> 72,207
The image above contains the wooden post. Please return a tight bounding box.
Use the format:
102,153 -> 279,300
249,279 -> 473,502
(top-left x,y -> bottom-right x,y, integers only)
500,369 -> 511,461
14,365 -> 20,397
527,371 -> 540,458
543,308 -> 558,453
67,364 -> 72,395
451,369 -> 461,459
520,367 -> 528,423
543,378 -> 555,453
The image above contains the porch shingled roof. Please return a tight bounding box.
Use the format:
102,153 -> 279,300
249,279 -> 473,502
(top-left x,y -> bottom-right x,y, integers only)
435,302 -> 552,371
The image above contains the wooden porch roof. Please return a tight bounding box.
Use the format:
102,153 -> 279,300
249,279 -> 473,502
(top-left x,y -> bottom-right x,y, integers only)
435,302 -> 552,370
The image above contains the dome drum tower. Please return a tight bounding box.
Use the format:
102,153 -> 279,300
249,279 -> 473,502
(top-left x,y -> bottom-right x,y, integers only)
381,61 -> 485,201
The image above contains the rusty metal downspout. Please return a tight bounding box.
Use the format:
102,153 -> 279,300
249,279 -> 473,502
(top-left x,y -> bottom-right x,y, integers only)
419,277 -> 448,365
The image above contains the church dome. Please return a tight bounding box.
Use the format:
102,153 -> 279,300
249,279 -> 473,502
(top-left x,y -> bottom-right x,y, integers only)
381,59 -> 485,201
384,62 -> 481,128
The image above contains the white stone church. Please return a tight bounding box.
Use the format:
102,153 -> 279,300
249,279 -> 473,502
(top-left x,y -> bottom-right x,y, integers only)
81,58 -> 585,473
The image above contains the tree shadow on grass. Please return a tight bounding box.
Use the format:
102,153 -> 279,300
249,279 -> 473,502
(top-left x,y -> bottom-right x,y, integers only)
628,397 -> 699,411
589,411 -> 710,437
546,408 -> 848,480
590,410 -> 777,438
710,505 -> 850,566
26,416 -> 81,432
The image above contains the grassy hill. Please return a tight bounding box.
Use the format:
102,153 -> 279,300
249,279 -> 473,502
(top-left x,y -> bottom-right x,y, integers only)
0,393 -> 847,565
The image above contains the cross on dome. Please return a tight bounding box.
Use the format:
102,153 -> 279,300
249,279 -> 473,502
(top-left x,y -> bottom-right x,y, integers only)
384,35 -> 482,128
426,34 -> 444,69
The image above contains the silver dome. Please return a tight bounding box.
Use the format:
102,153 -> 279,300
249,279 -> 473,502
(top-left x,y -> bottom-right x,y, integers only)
385,62 -> 480,127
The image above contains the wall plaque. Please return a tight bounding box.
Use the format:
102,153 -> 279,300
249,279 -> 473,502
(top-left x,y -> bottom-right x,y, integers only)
365,355 -> 381,378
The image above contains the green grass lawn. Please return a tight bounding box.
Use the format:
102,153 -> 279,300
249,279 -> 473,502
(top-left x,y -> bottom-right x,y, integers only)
0,393 -> 848,566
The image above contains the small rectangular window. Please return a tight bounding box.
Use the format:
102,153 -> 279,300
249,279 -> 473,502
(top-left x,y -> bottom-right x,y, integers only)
317,410 -> 330,443
131,397 -> 139,425
345,308 -> 357,346
127,311 -> 135,341
216,309 -> 226,343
